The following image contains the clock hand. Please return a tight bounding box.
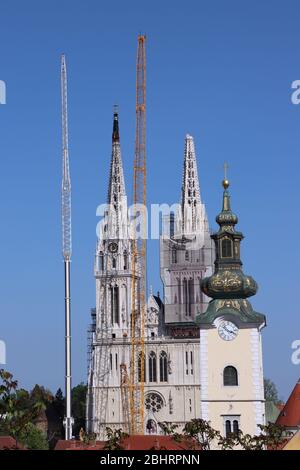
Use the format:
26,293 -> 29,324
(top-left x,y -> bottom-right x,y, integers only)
224,326 -> 233,334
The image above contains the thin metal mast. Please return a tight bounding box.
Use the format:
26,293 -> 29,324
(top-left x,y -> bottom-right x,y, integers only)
61,54 -> 74,440
130,34 -> 147,435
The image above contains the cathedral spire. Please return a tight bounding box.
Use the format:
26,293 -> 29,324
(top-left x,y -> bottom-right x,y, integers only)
107,108 -> 126,207
181,134 -> 201,233
178,134 -> 209,236
104,108 -> 128,241
112,105 -> 120,143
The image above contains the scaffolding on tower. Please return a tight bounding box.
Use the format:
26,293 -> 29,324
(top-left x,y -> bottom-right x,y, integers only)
128,34 -> 147,435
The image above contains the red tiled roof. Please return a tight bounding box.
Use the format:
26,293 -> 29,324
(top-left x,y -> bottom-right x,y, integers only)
0,436 -> 24,450
55,435 -> 200,451
55,440 -> 105,450
121,435 -> 199,450
276,378 -> 300,427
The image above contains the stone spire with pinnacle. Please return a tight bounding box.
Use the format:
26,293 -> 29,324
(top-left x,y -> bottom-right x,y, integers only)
103,107 -> 128,241
177,134 -> 208,237
107,107 -> 126,209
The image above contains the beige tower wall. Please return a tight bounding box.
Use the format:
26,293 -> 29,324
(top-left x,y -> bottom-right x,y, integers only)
200,327 -> 265,438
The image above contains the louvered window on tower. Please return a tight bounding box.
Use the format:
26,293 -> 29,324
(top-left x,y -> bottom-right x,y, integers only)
221,238 -> 233,258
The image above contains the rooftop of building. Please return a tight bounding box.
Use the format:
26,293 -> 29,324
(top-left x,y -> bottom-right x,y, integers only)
276,378 -> 300,428
54,435 -> 200,451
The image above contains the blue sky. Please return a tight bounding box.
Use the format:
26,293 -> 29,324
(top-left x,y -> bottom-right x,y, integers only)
0,0 -> 299,400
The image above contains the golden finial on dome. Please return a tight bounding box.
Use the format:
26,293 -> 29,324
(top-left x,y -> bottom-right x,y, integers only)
222,162 -> 229,189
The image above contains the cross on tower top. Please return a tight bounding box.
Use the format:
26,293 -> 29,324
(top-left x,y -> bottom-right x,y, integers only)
222,162 -> 230,189
224,161 -> 228,180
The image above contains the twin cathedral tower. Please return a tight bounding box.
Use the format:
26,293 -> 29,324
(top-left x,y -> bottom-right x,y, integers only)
86,110 -> 266,439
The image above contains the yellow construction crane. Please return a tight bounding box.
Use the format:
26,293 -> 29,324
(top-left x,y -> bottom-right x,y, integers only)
129,34 -> 147,435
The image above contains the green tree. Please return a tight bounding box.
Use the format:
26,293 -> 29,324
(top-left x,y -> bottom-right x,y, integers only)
154,418 -> 288,451
264,378 -> 281,404
0,369 -> 43,445
158,421 -> 179,436
53,388 -> 64,419
104,427 -> 129,450
30,385 -> 53,408
181,418 -> 220,450
19,423 -> 49,450
72,383 -> 87,437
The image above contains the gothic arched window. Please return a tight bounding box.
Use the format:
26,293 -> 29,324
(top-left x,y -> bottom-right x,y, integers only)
148,351 -> 157,382
223,366 -> 238,386
221,238 -> 233,258
177,279 -> 182,304
138,353 -> 146,383
123,251 -> 128,270
172,248 -> 177,264
188,279 -> 194,316
110,286 -> 119,325
159,351 -> 168,382
183,279 -> 188,314
99,252 -> 104,270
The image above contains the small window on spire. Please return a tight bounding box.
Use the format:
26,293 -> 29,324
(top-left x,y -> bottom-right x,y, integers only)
221,238 -> 233,258
100,252 -> 104,270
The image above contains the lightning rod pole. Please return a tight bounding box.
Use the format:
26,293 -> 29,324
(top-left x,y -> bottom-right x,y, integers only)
61,54 -> 74,440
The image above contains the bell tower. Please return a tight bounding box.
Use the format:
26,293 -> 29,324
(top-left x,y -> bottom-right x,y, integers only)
197,173 -> 266,438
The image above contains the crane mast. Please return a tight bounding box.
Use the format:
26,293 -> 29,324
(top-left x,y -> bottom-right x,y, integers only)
129,34 -> 147,435
61,54 -> 74,440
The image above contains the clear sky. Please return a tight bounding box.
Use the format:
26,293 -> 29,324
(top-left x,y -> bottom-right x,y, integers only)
0,0 -> 299,400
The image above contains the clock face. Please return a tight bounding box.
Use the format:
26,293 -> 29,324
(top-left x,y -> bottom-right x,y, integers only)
218,320 -> 238,341
108,242 -> 118,253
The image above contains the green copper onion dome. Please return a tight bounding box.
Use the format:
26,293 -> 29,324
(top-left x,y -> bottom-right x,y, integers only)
197,175 -> 266,327
201,178 -> 257,300
215,179 -> 238,228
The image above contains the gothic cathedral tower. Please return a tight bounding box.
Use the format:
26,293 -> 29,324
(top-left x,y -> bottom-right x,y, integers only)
197,177 -> 266,438
87,129 -> 214,439
160,134 -> 214,327
86,110 -> 134,438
